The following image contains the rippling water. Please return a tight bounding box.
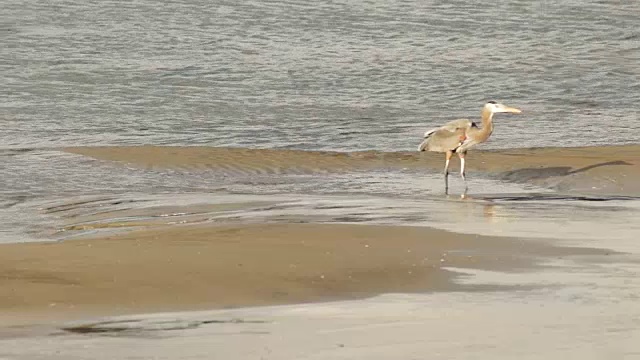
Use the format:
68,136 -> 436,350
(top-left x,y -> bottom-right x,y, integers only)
3,0 -> 640,151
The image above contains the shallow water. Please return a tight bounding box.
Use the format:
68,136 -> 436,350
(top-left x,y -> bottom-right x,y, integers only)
4,269 -> 640,359
2,148 -> 638,247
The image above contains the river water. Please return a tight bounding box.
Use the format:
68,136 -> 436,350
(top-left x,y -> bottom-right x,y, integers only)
3,0 -> 640,152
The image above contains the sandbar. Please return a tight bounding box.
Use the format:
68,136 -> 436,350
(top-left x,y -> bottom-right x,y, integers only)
0,222 -> 605,327
64,145 -> 640,194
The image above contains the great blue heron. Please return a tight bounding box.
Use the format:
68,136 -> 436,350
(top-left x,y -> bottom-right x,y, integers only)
418,101 -> 522,193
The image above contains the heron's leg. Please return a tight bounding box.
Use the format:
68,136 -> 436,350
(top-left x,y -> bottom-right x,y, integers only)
458,151 -> 467,189
444,151 -> 452,193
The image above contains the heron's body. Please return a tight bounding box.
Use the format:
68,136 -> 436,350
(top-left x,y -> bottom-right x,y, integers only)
418,101 -> 522,193
418,119 -> 476,152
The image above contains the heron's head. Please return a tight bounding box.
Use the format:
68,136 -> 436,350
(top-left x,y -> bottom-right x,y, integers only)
484,101 -> 522,114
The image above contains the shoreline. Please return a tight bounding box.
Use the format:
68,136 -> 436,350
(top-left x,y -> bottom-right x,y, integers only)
2,144 -> 635,329
0,222 -> 607,328
64,144 -> 640,195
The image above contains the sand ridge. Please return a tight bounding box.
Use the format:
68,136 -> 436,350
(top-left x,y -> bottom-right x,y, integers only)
64,145 -> 640,194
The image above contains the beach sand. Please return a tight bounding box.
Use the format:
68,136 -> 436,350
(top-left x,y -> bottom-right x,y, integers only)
65,145 -> 640,195
0,223 -> 604,327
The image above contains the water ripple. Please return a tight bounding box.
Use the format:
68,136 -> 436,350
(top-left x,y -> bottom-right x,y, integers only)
2,0 -> 639,152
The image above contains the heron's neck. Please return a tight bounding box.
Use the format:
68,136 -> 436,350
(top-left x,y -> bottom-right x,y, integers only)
479,108 -> 494,138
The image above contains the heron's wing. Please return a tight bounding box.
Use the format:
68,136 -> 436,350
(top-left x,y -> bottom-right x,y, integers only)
419,119 -> 472,152
440,118 -> 473,132
422,119 -> 472,137
456,125 -> 482,152
418,127 -> 466,152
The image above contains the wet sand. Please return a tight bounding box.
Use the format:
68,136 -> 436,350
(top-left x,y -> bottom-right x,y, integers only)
0,223 -> 604,327
1,145 -> 633,334
65,145 -> 640,194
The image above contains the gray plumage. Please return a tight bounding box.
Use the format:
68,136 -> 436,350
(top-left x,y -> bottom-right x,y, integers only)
417,101 -> 522,194
417,119 -> 475,153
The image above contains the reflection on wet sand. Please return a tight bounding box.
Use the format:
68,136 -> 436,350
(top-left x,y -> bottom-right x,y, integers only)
457,193 -> 499,223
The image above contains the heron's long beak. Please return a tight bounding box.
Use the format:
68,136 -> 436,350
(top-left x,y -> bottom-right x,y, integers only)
498,104 -> 522,114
